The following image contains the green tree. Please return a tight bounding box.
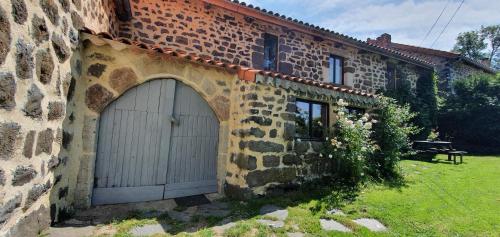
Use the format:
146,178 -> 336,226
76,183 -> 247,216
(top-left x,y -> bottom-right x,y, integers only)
452,31 -> 487,60
480,25 -> 500,65
438,74 -> 500,153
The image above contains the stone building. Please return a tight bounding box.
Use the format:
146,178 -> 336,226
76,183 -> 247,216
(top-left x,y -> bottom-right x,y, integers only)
368,33 -> 497,92
0,1 -> 435,236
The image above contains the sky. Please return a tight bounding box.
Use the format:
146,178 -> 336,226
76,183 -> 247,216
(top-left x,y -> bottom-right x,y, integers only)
240,0 -> 500,51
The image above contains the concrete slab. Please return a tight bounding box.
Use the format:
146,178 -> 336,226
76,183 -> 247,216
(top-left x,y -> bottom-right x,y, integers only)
354,218 -> 387,232
319,219 -> 351,232
257,219 -> 285,228
259,205 -> 288,221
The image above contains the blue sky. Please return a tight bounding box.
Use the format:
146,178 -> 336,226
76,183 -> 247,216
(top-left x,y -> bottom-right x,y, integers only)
241,0 -> 500,51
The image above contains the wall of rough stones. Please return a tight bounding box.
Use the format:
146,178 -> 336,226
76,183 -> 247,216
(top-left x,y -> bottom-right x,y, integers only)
449,61 -> 490,89
117,0 -> 424,94
0,0 -> 117,236
55,34 -> 377,211
58,34 -> 238,212
225,78 -> 374,199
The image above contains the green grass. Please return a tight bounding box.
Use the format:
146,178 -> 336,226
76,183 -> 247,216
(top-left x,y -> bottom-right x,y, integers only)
341,155 -> 500,236
100,155 -> 500,236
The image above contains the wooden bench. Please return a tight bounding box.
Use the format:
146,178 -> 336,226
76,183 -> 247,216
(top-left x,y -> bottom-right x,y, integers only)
448,151 -> 467,164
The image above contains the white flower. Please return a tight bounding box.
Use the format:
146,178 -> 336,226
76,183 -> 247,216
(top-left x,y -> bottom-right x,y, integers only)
364,122 -> 372,129
371,119 -> 378,124
361,172 -> 365,176
325,137 -> 329,141
337,99 -> 344,106
297,138 -> 302,142
319,153 -> 323,158
338,111 -> 345,116
329,154 -> 333,158
361,114 -> 369,122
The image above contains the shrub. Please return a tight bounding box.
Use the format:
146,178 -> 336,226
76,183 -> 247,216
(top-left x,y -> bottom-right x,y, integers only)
438,74 -> 500,153
370,97 -> 419,179
321,99 -> 375,184
383,71 -> 438,139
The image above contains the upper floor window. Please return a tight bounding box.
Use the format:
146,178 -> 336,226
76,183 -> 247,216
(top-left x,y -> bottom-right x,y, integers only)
295,99 -> 329,140
264,33 -> 278,71
386,62 -> 397,90
329,55 -> 344,84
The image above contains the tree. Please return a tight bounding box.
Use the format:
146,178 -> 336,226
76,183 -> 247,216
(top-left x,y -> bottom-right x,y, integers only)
481,25 -> 500,69
452,31 -> 487,60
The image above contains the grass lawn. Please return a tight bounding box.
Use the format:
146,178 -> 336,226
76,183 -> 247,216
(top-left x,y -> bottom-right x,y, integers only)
100,155 -> 500,237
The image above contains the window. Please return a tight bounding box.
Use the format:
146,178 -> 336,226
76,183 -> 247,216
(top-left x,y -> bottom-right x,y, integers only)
386,62 -> 397,90
346,106 -> 366,119
264,33 -> 278,71
329,55 -> 344,84
295,100 -> 329,140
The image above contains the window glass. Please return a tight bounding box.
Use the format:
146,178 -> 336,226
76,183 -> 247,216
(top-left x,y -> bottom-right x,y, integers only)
295,101 -> 310,138
295,100 -> 328,140
386,63 -> 396,90
346,106 -> 366,119
336,59 -> 342,84
329,55 -> 343,84
264,34 -> 278,71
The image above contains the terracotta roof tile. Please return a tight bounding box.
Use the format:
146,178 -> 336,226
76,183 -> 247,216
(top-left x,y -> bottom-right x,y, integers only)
81,28 -> 375,98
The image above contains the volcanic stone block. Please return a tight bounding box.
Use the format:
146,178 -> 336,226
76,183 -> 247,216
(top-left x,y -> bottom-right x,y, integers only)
23,130 -> 35,158
35,128 -> 53,155
24,180 -> 51,209
31,15 -> 49,44
0,122 -> 20,160
0,192 -> 22,224
247,141 -> 284,153
40,0 -> 59,25
85,84 -> 114,112
0,168 -> 5,185
11,0 -> 27,24
87,63 -> 106,78
12,165 -> 37,186
51,34 -> 70,62
47,101 -> 64,120
283,154 -> 301,166
109,67 -> 138,94
246,168 -> 297,187
0,5 -> 11,66
23,84 -> 44,118
263,155 -> 280,167
0,73 -> 16,110
233,153 -> 257,171
35,48 -> 54,84
16,40 -> 34,79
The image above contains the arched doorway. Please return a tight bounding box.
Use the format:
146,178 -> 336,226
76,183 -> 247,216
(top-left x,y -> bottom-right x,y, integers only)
92,79 -> 219,205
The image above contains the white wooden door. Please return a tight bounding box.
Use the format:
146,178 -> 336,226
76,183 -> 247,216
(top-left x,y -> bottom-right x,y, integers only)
92,79 -> 219,205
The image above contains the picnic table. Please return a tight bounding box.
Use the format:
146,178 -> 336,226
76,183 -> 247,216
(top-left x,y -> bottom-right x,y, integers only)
413,140 -> 467,164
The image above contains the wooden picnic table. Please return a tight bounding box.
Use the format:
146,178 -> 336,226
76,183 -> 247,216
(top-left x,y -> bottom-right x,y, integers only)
413,140 -> 467,164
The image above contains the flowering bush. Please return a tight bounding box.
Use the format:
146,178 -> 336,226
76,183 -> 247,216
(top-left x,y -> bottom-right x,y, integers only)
370,97 -> 419,179
321,99 -> 376,184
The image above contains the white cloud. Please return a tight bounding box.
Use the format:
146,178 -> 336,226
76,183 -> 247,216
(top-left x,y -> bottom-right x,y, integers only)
242,0 -> 500,51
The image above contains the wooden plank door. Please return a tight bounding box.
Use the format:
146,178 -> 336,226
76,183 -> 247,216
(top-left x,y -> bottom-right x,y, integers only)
92,79 -> 219,205
164,82 -> 219,199
93,79 -> 176,205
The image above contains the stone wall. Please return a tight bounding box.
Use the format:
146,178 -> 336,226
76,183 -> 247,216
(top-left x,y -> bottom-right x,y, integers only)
449,61 -> 490,90
0,0 -> 117,236
225,77 -> 374,198
56,34 -> 237,213
55,34 -> 377,211
116,0 -> 425,94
